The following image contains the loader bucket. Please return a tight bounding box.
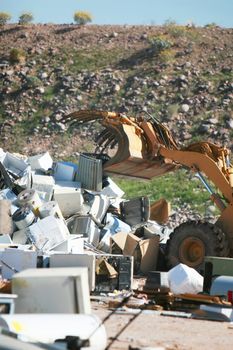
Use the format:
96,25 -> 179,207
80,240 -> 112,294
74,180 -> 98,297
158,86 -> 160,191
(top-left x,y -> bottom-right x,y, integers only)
65,109 -> 179,179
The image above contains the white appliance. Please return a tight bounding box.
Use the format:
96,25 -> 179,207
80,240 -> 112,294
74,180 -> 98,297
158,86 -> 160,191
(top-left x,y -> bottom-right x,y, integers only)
12,267 -> 91,314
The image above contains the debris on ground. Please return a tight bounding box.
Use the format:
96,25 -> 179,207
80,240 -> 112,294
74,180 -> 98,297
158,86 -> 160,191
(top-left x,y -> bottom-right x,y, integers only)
1,146 -> 233,349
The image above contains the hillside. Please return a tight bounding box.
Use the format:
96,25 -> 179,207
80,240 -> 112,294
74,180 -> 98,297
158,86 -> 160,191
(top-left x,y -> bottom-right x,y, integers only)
0,24 -> 232,155
0,24 -> 233,214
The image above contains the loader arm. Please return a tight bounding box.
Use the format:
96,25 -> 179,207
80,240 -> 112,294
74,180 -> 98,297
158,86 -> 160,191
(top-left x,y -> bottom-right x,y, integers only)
159,145 -> 233,205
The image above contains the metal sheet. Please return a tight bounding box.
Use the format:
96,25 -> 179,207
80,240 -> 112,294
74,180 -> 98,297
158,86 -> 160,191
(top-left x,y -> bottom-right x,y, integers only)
76,154 -> 102,191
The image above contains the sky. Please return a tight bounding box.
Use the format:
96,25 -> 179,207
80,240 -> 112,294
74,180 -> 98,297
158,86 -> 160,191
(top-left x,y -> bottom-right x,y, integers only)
1,0 -> 233,27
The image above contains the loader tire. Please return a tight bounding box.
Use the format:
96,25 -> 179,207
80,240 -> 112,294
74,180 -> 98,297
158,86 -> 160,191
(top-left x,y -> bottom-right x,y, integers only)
166,220 -> 230,273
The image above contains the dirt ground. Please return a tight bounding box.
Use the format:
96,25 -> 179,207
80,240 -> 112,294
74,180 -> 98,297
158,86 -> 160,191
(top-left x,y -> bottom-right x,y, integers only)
92,302 -> 233,350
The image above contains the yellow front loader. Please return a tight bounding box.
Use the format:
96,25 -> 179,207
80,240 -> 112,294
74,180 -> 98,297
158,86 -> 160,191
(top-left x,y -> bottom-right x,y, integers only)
65,110 -> 233,272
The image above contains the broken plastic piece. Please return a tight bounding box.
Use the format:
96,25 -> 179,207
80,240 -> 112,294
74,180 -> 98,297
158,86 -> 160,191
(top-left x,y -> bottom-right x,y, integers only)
53,183 -> 84,217
28,216 -> 70,251
168,263 -> 204,294
89,194 -> 110,223
38,201 -> 64,220
28,152 -> 53,172
31,173 -> 54,201
54,161 -> 78,181
101,177 -> 124,198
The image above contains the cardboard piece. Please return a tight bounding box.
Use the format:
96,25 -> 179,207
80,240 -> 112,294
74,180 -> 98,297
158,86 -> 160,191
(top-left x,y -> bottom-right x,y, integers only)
150,198 -> 171,224
96,259 -> 118,278
111,232 -> 159,274
0,200 -> 14,235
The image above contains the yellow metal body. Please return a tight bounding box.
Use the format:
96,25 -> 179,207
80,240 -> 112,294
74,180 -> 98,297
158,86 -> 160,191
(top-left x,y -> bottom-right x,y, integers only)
65,110 -> 233,253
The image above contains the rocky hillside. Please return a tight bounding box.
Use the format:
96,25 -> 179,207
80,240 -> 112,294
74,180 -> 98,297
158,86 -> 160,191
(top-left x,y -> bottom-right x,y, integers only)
0,24 -> 232,159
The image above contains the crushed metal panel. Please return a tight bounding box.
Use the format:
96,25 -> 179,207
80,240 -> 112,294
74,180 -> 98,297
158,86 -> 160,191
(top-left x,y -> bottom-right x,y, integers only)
67,215 -> 100,246
76,154 -> 103,191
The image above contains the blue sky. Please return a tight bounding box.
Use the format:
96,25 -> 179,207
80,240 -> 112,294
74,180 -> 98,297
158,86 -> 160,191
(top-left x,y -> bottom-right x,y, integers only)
1,0 -> 233,27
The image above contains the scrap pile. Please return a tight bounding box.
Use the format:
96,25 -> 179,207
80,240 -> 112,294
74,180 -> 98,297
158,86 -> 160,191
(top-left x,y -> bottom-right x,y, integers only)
0,147 -> 170,285
1,108 -> 233,347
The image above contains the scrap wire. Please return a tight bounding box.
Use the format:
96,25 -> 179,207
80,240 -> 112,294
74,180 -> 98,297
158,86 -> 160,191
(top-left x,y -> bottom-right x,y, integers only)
80,292 -> 143,350
0,259 -> 19,273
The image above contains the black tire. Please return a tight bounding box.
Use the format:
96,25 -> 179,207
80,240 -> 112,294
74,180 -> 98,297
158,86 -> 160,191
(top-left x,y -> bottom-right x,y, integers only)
166,220 -> 230,273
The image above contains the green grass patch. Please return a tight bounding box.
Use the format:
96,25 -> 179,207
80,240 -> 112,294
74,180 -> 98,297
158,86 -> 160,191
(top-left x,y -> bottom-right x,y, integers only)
69,48 -> 126,72
114,169 -> 212,214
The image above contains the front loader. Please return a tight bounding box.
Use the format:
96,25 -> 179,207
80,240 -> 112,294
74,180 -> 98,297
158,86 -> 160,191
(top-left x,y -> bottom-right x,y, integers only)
64,110 -> 233,272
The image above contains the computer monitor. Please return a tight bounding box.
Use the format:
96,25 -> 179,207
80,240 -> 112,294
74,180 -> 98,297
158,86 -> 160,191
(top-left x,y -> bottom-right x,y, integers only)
12,267 -> 91,314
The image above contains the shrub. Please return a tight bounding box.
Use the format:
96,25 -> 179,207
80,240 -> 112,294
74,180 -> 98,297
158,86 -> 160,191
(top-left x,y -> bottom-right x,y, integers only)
159,48 -> 175,62
204,22 -> 218,28
9,48 -> 26,63
166,25 -> 188,38
73,11 -> 92,25
25,76 -> 41,88
18,12 -> 34,25
148,35 -> 172,53
0,12 -> 11,26
164,18 -> 178,27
